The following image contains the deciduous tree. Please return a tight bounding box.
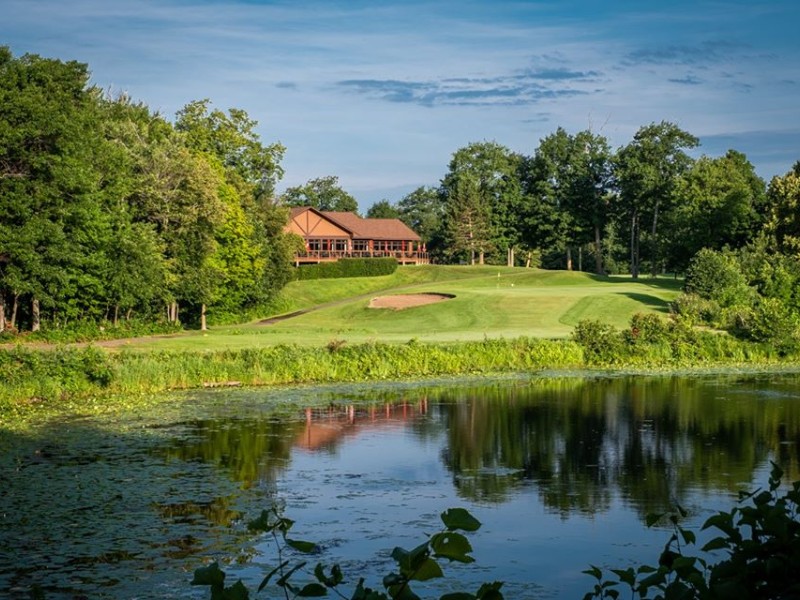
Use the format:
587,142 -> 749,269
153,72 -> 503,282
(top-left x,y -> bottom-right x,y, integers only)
616,122 -> 698,277
281,175 -> 359,213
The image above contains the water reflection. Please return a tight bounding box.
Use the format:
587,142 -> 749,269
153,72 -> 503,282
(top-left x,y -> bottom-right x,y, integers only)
161,376 -> 800,516
2,373 -> 800,599
160,416 -> 303,487
435,377 -> 800,513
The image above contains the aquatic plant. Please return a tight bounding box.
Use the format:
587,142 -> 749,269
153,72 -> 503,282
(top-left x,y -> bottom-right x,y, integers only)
192,507 -> 503,599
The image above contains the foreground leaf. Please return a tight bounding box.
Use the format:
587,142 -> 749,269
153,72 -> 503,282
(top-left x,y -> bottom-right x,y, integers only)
441,508 -> 481,532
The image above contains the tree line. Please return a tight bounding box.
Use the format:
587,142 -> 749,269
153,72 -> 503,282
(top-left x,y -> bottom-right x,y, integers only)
364,132 -> 798,277
0,47 -> 296,334
2,46 -> 799,335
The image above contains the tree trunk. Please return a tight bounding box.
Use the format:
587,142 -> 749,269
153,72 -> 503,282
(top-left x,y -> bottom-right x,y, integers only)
0,293 -> 5,332
32,298 -> 40,332
478,250 -> 484,265
630,210 -> 639,279
113,304 -> 119,326
566,247 -> 573,271
167,302 -> 179,323
169,301 -> 179,324
200,303 -> 207,331
594,224 -> 604,275
650,200 -> 661,278
507,246 -> 515,267
10,294 -> 19,329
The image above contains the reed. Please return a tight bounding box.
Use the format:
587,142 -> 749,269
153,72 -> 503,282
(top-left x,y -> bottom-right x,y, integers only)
2,332 -> 797,417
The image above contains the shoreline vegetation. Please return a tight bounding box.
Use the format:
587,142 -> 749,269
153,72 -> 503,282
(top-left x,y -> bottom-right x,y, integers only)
3,259 -> 799,422
3,326 -> 799,422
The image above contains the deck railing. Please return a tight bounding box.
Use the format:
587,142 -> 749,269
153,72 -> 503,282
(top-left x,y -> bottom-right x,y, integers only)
293,250 -> 429,264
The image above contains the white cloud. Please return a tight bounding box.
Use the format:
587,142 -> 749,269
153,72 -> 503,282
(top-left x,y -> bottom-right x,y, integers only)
3,0 -> 798,205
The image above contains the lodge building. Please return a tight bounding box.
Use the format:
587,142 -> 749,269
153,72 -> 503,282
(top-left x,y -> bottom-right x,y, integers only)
285,206 -> 429,265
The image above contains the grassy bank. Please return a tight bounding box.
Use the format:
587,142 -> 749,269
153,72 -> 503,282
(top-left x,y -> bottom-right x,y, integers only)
5,266 -> 798,421
3,328 -> 798,421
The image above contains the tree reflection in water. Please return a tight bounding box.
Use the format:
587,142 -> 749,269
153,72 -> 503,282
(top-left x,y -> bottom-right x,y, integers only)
435,376 -> 800,515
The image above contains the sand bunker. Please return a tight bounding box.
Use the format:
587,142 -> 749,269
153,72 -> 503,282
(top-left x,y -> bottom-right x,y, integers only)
368,293 -> 454,310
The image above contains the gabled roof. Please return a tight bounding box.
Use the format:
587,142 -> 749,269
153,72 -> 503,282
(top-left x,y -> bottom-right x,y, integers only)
322,211 -> 421,241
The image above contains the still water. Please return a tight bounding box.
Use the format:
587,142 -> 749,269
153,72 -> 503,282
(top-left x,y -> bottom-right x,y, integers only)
2,373 -> 800,599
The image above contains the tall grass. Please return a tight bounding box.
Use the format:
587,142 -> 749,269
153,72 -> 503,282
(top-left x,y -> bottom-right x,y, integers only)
3,325 -> 799,419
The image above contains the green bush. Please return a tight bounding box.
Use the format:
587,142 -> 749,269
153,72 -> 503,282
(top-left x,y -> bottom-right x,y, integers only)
294,258 -> 398,280
627,313 -> 669,344
684,249 -> 753,308
0,318 -> 180,344
740,297 -> 800,354
572,319 -> 628,364
671,293 -> 721,326
737,241 -> 800,312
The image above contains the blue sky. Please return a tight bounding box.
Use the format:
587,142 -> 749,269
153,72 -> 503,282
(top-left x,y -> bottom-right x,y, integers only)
3,0 -> 799,210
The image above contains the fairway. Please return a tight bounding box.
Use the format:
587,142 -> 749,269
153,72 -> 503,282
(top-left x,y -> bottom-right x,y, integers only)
120,266 -> 682,351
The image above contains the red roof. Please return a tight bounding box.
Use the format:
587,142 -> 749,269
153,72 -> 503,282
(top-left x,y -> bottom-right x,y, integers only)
322,211 -> 421,241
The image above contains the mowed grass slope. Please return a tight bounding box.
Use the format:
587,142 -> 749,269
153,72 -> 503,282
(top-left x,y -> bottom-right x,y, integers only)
127,266 -> 682,351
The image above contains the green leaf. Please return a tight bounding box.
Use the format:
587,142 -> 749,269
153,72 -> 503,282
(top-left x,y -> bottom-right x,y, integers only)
582,566 -> 603,580
679,528 -> 696,545
314,563 -> 343,587
248,509 -> 277,533
408,540 -> 432,569
387,583 -> 421,600
192,562 -> 226,587
672,556 -> 696,571
430,532 -> 475,563
645,513 -> 664,527
441,508 -> 481,532
278,517 -> 296,534
638,570 -> 666,589
383,573 -> 405,588
298,583 -> 328,597
287,538 -> 320,553
610,568 -> 635,587
276,561 -> 307,587
258,561 -> 290,592
475,582 -> 504,600
701,537 -> 729,552
410,558 -> 444,582
637,565 -> 657,574
702,513 -> 736,537
223,580 -> 250,600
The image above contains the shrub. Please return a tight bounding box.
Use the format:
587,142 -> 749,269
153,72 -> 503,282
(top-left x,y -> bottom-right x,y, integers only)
684,249 -> 753,308
671,294 -> 721,326
627,313 -> 669,344
740,297 -> 800,354
295,258 -> 398,281
572,319 -> 627,364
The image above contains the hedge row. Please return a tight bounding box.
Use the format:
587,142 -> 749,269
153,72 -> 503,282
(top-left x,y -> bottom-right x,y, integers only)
294,258 -> 398,280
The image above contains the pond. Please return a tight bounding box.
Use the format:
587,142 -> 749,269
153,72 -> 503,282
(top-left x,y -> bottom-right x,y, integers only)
2,372 -> 800,599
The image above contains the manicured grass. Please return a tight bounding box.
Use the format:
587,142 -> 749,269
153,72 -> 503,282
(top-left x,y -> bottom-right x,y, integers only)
115,266 -> 682,352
